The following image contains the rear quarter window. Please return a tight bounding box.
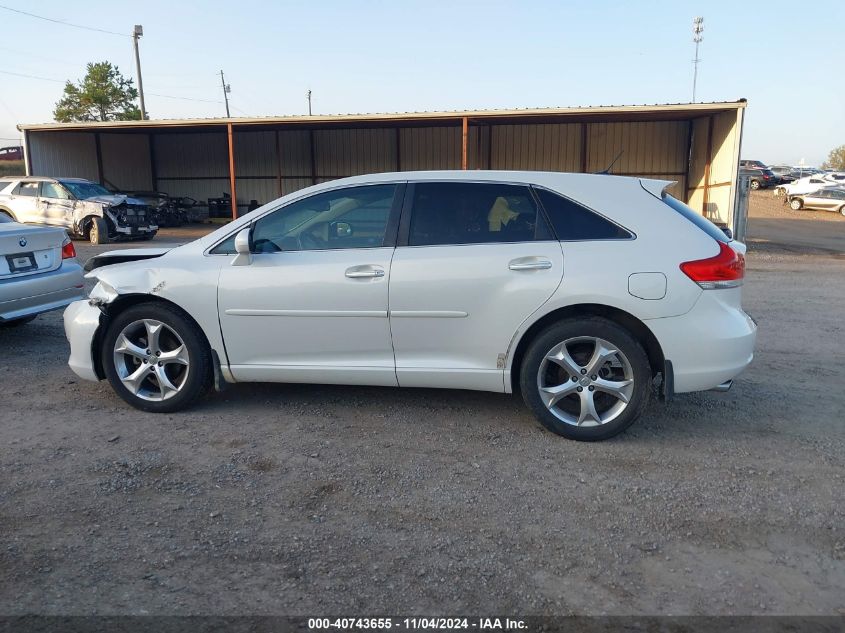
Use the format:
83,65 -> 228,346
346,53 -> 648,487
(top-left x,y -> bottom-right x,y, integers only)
662,195 -> 729,243
534,188 -> 632,241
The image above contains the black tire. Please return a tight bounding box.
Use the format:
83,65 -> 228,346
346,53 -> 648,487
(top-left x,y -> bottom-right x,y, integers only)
750,180 -> 760,190
0,315 -> 37,328
0,209 -> 16,222
519,317 -> 651,441
101,302 -> 212,412
839,205 -> 845,217
89,217 -> 109,245
790,198 -> 803,211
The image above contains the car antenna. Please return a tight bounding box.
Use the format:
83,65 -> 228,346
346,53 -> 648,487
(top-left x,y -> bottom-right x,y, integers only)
596,150 -> 625,174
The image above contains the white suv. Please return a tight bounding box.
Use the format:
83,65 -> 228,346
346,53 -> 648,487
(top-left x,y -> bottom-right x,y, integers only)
64,171 -> 756,441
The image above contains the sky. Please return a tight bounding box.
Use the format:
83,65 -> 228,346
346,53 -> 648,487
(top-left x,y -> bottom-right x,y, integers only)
0,0 -> 842,166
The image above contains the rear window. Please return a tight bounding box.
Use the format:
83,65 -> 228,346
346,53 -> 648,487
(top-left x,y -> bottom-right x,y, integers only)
534,188 -> 632,241
662,195 -> 729,243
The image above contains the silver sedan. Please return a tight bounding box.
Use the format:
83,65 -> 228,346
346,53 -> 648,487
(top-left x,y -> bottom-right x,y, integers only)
788,188 -> 845,214
0,214 -> 84,326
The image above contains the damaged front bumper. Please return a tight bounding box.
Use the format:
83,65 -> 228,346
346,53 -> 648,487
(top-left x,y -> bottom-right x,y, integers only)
64,299 -> 104,382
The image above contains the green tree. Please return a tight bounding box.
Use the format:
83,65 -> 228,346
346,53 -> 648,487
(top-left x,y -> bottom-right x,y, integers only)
821,145 -> 845,171
54,62 -> 142,122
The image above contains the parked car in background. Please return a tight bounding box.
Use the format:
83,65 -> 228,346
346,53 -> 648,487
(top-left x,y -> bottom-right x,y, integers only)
775,174 -> 836,198
820,172 -> 845,185
0,145 -> 23,161
740,159 -> 769,170
769,165 -> 796,184
64,171 -> 756,441
787,188 -> 845,214
0,177 -> 157,244
740,167 -> 778,190
0,213 -> 84,326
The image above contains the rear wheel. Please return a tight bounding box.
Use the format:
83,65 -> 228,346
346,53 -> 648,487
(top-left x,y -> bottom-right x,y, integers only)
101,302 -> 212,412
790,198 -> 803,211
840,205 -> 845,216
520,318 -> 651,441
89,217 -> 110,245
0,210 -> 15,221
750,180 -> 761,190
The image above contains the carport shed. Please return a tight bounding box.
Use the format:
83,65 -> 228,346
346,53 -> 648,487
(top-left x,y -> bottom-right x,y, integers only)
18,100 -> 746,229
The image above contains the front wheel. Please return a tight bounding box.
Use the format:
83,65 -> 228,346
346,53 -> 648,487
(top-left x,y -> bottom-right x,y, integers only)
840,205 -> 845,217
790,198 -> 803,211
89,217 -> 110,245
520,318 -> 651,441
101,302 -> 212,412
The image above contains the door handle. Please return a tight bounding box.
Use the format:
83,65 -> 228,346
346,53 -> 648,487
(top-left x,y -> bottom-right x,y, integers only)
509,258 -> 553,271
345,266 -> 385,279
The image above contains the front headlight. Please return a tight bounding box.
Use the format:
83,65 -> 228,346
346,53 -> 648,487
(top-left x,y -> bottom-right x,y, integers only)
88,279 -> 119,307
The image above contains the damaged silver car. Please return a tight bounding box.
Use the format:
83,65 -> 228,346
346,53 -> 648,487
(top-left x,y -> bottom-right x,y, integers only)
0,177 -> 157,244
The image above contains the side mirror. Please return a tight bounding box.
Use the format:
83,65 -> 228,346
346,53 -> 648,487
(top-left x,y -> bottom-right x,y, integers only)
332,221 -> 352,238
232,227 -> 252,266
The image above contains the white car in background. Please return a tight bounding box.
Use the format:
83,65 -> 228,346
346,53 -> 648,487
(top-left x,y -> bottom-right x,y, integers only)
0,213 -> 84,326
64,171 -> 756,441
775,175 -> 839,197
0,177 -> 158,244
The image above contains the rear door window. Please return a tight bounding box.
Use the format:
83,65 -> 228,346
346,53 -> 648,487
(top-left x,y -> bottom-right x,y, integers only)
534,188 -> 632,241
13,181 -> 39,197
406,182 -> 550,246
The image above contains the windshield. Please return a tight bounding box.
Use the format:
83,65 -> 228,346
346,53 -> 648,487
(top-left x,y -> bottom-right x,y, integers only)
60,180 -> 111,199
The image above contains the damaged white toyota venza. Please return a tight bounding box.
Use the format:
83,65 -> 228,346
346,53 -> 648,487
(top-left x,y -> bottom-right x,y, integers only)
64,171 -> 756,441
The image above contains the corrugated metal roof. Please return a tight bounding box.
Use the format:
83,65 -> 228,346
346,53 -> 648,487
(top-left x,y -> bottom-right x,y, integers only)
18,100 -> 747,132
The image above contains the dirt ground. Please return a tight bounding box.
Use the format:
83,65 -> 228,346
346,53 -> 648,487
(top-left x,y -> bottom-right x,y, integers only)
1,197 -> 844,616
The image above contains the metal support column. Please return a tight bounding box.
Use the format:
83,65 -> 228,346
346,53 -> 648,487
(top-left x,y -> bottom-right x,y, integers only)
461,117 -> 468,170
227,123 -> 237,220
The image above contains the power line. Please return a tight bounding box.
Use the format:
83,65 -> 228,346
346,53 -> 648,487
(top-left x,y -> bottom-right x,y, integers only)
147,92 -> 222,104
0,68 -> 223,104
0,68 -> 64,83
0,3 -> 127,37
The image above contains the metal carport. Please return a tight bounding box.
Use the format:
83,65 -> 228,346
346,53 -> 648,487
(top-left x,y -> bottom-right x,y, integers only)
18,100 -> 746,230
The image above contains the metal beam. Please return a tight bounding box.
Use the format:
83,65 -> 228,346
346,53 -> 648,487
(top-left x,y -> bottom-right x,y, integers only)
227,122 -> 237,220
580,123 -> 588,172
309,129 -> 317,185
275,130 -> 283,196
702,115 -> 714,215
94,133 -> 104,185
461,117 -> 468,170
148,134 -> 158,192
395,127 -> 401,171
22,130 -> 31,176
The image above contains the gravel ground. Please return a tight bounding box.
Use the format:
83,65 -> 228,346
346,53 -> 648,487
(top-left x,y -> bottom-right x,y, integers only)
1,205 -> 844,616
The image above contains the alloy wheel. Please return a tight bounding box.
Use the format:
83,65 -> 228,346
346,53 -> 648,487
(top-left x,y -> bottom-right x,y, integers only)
537,336 -> 634,427
112,319 -> 190,401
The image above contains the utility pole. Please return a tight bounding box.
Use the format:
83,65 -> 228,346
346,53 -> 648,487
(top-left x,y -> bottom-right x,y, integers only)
692,16 -> 704,103
219,70 -> 231,118
306,89 -> 312,116
132,25 -> 146,120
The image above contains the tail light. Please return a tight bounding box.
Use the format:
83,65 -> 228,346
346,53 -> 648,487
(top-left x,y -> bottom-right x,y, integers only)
61,237 -> 76,260
680,241 -> 744,289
